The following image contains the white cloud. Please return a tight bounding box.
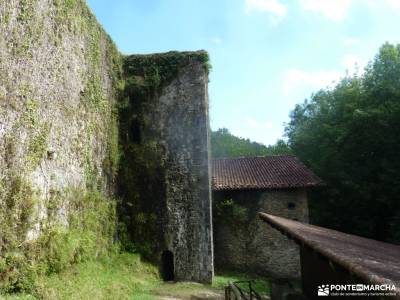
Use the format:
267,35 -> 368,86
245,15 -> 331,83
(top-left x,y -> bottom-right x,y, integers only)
282,69 -> 342,95
299,0 -> 353,21
364,0 -> 400,14
282,56 -> 367,97
386,0 -> 400,11
299,0 -> 400,21
245,0 -> 288,23
230,118 -> 280,145
245,116 -> 273,129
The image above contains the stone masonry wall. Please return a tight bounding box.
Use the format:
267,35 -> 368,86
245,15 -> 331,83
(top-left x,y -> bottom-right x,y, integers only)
213,188 -> 309,280
0,0 -> 121,201
163,62 -> 213,283
121,52 -> 214,283
0,0 -> 121,291
0,0 -> 214,289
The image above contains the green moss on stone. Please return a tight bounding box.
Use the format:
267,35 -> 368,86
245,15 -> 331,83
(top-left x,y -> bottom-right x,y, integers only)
17,0 -> 35,23
27,123 -> 50,170
0,0 -> 123,293
0,176 -> 38,292
117,51 -> 211,259
0,185 -> 117,293
38,189 -> 116,275
124,51 -> 210,92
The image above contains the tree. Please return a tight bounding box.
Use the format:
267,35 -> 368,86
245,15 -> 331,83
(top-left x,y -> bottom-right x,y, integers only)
211,128 -> 292,158
286,43 -> 400,243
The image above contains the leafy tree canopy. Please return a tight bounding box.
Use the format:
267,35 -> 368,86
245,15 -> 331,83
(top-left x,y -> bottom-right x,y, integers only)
286,43 -> 400,243
211,128 -> 292,158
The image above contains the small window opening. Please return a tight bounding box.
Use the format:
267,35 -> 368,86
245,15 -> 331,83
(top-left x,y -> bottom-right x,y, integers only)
288,202 -> 296,210
161,250 -> 174,281
129,119 -> 141,143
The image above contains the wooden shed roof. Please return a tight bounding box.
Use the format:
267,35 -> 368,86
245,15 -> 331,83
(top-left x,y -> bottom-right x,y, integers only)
212,156 -> 322,191
259,213 -> 400,296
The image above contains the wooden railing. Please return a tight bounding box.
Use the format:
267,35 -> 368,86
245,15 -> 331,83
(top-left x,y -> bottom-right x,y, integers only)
225,280 -> 263,300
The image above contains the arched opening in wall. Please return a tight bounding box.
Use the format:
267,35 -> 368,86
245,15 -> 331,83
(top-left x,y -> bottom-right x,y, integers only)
161,250 -> 174,281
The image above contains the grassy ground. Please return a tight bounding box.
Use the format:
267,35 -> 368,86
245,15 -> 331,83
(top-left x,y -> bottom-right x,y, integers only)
0,253 -> 270,300
213,272 -> 270,293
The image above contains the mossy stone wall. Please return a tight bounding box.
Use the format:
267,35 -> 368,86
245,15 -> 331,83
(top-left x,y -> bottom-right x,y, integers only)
213,189 -> 309,280
120,52 -> 214,283
0,0 -> 121,292
0,0 -> 214,291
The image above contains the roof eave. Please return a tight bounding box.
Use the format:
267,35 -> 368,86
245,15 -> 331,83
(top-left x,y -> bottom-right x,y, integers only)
258,212 -> 400,293
212,183 -> 323,192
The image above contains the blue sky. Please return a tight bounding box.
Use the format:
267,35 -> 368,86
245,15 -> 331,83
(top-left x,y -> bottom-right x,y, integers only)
87,0 -> 400,146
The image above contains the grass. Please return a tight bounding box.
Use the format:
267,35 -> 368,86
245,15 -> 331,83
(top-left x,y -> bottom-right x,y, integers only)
151,282 -> 214,298
0,253 -> 270,300
213,272 -> 271,295
1,252 -> 159,300
150,273 -> 271,299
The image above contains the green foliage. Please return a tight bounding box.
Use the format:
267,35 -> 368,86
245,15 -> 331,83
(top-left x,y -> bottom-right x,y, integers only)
17,0 -> 35,23
0,177 -> 37,293
124,51 -> 210,92
7,99 -> 50,172
103,110 -> 121,178
1,252 -> 270,299
211,128 -> 292,158
117,141 -> 166,259
286,42 -> 400,243
1,0 -> 123,295
38,190 -> 116,275
11,0 -> 42,57
214,199 -> 249,225
1,252 -> 159,300
27,123 -> 50,170
213,272 -> 270,296
0,188 -> 117,294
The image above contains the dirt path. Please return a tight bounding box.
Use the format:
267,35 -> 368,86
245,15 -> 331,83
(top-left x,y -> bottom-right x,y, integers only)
157,291 -> 224,300
152,282 -> 225,300
158,291 -> 224,300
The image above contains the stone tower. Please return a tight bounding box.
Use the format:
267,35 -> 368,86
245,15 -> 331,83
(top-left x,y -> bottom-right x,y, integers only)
120,52 -> 214,283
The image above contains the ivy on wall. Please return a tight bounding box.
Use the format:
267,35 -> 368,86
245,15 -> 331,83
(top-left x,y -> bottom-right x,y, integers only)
0,0 -> 122,293
214,198 -> 250,226
117,51 -> 210,261
0,0 -> 212,293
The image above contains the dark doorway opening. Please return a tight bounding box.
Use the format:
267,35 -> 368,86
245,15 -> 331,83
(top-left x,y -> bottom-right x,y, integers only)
129,119 -> 141,143
161,250 -> 174,281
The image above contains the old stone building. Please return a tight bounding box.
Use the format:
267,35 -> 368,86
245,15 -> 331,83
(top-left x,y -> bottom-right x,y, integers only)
0,0 -> 213,288
212,156 -> 322,279
119,53 -> 214,283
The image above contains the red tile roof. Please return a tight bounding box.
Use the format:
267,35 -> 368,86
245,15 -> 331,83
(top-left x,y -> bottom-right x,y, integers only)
212,156 -> 322,191
259,213 -> 400,295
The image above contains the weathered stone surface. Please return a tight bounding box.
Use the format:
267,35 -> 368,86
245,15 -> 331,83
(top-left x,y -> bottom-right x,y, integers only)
161,63 -> 213,283
270,280 -> 304,300
213,188 -> 309,279
121,55 -> 214,283
0,0 -> 214,288
0,0 -> 121,237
